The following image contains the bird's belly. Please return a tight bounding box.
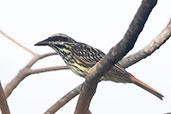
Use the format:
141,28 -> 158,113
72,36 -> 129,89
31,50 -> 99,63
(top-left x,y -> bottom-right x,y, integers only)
68,63 -> 89,78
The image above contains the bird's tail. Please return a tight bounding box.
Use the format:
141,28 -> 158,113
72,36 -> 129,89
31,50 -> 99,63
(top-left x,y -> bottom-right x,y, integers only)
129,73 -> 164,100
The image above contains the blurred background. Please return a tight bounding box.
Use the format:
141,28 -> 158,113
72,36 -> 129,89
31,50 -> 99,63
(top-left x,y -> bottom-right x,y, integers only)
0,0 -> 171,114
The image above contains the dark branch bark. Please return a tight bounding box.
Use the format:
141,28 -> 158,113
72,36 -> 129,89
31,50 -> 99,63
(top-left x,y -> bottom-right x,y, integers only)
74,0 -> 158,114
0,81 -> 10,114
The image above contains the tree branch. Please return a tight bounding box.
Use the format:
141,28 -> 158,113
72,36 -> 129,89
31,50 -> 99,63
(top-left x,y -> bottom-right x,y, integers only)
45,19 -> 170,113
44,83 -> 83,114
3,17 -> 169,112
41,19 -> 171,114
120,19 -> 171,68
29,66 -> 68,74
4,52 -> 67,98
0,29 -> 60,98
74,0 -> 158,114
0,81 -> 10,114
2,17 -> 170,114
1,1 -> 170,114
0,30 -> 38,56
26,52 -> 57,68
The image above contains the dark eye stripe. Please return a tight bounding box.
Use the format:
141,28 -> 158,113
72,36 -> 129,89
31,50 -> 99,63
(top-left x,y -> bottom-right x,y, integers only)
55,44 -> 66,48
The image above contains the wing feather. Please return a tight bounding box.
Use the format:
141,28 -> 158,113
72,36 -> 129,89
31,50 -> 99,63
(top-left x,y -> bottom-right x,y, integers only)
71,42 -> 126,73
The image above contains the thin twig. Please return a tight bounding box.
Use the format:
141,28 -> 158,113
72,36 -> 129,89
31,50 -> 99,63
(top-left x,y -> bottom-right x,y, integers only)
29,66 -> 68,74
0,30 -> 38,56
26,52 -> 57,68
0,81 -> 10,114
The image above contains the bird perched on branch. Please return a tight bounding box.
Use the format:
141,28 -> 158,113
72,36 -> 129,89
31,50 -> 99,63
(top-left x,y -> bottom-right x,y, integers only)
35,33 -> 163,100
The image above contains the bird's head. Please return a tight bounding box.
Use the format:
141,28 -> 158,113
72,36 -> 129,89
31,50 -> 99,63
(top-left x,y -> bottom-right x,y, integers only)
35,33 -> 76,55
35,33 -> 76,47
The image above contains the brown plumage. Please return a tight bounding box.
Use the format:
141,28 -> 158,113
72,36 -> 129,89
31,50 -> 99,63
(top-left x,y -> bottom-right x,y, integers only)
35,33 -> 164,100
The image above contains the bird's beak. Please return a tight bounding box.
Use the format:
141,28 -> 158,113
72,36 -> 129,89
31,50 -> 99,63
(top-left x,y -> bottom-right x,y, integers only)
35,39 -> 49,46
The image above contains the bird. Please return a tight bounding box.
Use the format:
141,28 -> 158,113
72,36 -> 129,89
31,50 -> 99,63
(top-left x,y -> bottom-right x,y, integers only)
35,33 -> 164,100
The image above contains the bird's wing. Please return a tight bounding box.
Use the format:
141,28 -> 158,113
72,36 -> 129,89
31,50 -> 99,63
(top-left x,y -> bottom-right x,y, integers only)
71,43 -> 105,67
72,42 -> 126,73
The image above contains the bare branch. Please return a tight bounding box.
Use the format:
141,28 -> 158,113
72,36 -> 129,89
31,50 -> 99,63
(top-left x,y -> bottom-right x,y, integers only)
3,17 -> 169,113
4,64 -> 68,98
44,83 -> 83,114
4,17 -> 169,112
44,20 -> 171,113
0,81 -> 10,114
0,29 -> 62,98
4,50 -> 59,98
26,52 -> 57,68
120,19 -> 171,68
4,68 -> 30,98
0,30 -> 38,56
44,19 -> 170,113
1,2 -> 169,114
74,0 -> 158,113
29,66 -> 68,74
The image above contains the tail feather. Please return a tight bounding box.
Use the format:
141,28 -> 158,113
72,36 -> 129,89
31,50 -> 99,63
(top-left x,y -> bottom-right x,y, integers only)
129,74 -> 164,100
